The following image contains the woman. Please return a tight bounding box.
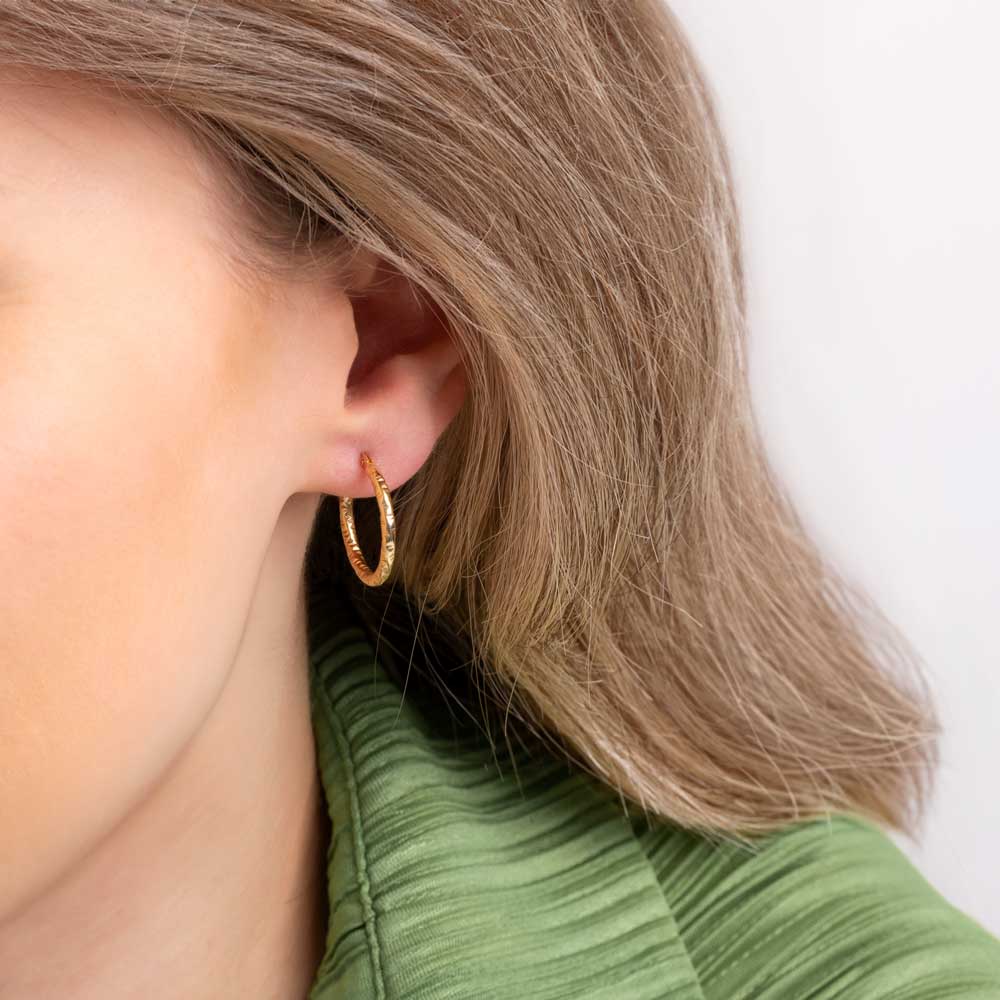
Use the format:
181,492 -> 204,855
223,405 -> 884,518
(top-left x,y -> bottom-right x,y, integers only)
0,2 -> 997,997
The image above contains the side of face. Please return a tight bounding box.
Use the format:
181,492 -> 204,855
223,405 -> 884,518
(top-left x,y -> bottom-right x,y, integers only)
0,72 -> 360,916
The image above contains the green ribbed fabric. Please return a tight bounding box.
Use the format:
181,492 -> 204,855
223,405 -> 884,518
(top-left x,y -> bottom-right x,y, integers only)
304,579 -> 1000,999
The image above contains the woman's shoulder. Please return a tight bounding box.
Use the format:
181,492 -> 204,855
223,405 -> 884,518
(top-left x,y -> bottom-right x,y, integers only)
306,578 -> 1000,998
631,809 -> 1000,998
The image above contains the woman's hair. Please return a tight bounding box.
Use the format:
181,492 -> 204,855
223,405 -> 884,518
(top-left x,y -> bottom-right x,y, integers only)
0,0 -> 938,839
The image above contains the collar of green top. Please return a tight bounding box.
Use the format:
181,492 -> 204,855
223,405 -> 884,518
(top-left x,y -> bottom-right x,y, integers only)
303,573 -> 706,1000
302,574 -> 1000,999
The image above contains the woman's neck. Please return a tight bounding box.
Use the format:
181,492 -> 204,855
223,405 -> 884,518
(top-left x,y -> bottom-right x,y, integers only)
0,495 -> 330,999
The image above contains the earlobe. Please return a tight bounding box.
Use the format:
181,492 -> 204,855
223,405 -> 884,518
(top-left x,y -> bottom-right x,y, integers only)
335,334 -> 467,497
301,253 -> 468,500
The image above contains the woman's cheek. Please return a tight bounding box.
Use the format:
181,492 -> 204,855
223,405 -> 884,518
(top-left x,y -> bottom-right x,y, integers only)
0,302 -> 230,919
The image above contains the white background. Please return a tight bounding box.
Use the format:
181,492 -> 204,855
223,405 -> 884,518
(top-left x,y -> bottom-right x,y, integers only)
667,1 -> 999,934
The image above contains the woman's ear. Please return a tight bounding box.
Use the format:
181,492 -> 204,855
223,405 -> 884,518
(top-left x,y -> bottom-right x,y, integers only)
300,251 -> 467,499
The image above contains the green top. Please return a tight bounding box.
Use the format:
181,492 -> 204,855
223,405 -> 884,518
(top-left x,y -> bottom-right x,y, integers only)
304,576 -> 1000,999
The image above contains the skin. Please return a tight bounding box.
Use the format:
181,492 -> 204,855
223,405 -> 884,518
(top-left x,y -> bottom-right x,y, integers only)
0,70 -> 466,998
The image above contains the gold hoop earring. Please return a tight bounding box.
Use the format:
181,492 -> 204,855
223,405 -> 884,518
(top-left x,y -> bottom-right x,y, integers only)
339,452 -> 396,587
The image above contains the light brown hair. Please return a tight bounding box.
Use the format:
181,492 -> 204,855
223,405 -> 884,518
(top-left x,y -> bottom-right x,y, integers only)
0,0 -> 938,839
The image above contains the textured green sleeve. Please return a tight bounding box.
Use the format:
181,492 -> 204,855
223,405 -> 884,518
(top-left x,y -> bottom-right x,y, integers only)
633,811 -> 1000,999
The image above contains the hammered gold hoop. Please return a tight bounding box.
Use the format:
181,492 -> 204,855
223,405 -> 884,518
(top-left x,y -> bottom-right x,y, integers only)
339,452 -> 396,587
